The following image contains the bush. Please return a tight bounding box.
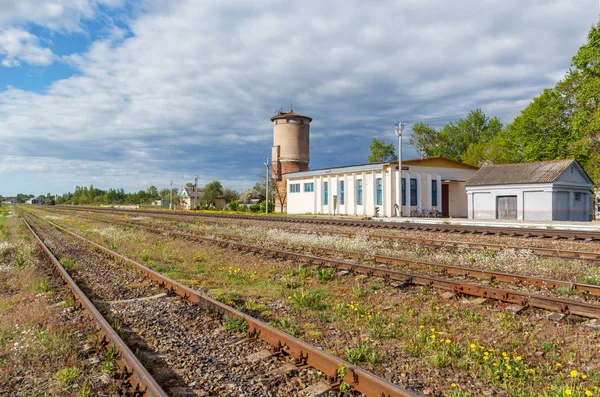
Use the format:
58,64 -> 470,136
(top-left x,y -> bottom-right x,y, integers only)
228,201 -> 238,211
259,201 -> 275,212
249,204 -> 260,213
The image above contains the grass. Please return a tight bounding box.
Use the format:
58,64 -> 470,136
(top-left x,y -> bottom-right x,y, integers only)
28,206 -> 600,397
223,316 -> 248,333
54,367 -> 81,391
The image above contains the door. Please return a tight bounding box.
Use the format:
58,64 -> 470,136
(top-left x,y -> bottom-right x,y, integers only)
497,196 -> 517,219
441,184 -> 449,217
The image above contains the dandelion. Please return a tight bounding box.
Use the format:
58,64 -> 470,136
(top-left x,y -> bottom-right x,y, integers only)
470,344 -> 476,349
585,391 -> 592,397
516,356 -> 522,361
556,363 -> 562,368
565,390 -> 572,396
451,383 -> 457,388
582,374 -> 588,380
445,339 -> 451,344
570,370 -> 579,378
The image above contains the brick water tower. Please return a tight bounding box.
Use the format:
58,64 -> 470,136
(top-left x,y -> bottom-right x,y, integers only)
271,110 -> 312,212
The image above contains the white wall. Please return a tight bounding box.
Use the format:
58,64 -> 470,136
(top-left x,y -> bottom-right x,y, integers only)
467,183 -> 592,221
287,163 -> 477,217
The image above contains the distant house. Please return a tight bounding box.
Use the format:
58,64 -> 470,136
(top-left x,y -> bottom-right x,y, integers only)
151,200 -> 162,206
180,186 -> 227,209
466,159 -> 594,222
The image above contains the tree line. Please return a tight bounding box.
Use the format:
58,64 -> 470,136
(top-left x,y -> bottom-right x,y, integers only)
369,20 -> 600,184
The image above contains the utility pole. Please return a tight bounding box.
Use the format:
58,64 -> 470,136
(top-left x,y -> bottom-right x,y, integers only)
264,158 -> 270,215
194,175 -> 198,210
169,181 -> 173,210
394,122 -> 405,217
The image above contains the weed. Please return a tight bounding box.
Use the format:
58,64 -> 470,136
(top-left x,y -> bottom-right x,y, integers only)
54,367 -> 81,391
289,289 -> 327,310
223,316 -> 248,333
279,317 -> 300,337
555,286 -> 578,296
101,361 -> 114,373
315,267 -> 335,282
338,364 -> 353,391
541,342 -> 556,353
59,258 -> 78,271
140,249 -> 150,262
496,312 -> 522,332
103,346 -> 118,360
344,339 -> 381,364
59,295 -> 75,308
78,380 -> 92,397
32,280 -> 52,293
298,266 -> 312,280
580,275 -> 600,286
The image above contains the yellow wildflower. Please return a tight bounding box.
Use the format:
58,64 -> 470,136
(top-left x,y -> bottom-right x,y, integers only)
585,391 -> 592,397
516,356 -> 522,361
565,390 -> 572,396
570,370 -> 579,377
445,339 -> 451,344
470,344 -> 476,349
582,374 -> 588,379
556,363 -> 562,368
451,383 -> 457,388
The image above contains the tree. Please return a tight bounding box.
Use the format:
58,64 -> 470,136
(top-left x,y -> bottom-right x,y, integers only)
367,138 -> 398,163
202,180 -> 223,205
221,188 -> 238,203
146,185 -> 159,199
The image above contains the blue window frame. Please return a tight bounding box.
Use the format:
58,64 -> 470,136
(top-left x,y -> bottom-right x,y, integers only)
402,179 -> 406,206
431,180 -> 438,206
290,183 -> 300,193
304,182 -> 314,192
339,181 -> 344,205
410,178 -> 417,206
376,178 -> 382,205
356,179 -> 363,205
323,181 -> 328,205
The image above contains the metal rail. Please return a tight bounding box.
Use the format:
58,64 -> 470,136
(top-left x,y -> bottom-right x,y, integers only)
99,218 -> 600,319
50,207 -> 600,261
20,213 -> 167,397
57,206 -> 600,241
27,212 -> 420,397
52,211 -> 600,300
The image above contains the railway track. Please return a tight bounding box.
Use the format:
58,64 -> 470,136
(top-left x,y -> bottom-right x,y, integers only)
35,209 -> 600,319
50,207 -> 600,262
58,206 -> 600,241
23,211 -> 420,397
21,214 -> 167,397
44,208 -> 600,300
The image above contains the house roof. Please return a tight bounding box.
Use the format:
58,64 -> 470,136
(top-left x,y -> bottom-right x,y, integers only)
396,156 -> 479,170
181,187 -> 204,197
466,159 -> 591,186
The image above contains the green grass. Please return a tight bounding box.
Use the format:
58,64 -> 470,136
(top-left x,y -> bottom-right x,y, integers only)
223,316 -> 248,333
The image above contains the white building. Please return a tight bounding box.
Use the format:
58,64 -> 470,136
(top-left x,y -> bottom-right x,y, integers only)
285,157 -> 478,217
466,159 -> 594,221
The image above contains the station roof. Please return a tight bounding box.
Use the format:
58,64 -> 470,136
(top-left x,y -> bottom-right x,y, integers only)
466,159 -> 592,186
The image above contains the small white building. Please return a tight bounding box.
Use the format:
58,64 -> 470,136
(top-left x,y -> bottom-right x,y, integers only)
466,159 -> 594,222
285,157 -> 478,217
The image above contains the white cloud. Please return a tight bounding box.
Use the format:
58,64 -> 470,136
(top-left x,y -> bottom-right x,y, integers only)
0,0 -> 598,195
0,28 -> 54,67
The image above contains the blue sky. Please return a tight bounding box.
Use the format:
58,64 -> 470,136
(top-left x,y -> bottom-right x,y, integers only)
0,0 -> 598,197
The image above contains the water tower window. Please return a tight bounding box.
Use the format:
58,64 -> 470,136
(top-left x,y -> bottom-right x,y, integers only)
286,119 -> 290,123
300,119 -> 304,124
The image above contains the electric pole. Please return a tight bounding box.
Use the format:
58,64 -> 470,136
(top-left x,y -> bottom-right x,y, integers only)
264,158 -> 270,214
194,175 -> 198,210
394,122 -> 405,217
169,180 -> 173,210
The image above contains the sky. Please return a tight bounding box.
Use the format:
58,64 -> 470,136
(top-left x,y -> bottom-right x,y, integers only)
0,0 -> 598,197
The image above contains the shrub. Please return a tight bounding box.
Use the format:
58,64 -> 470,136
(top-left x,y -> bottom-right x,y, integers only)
249,204 -> 260,213
259,202 -> 275,212
228,201 -> 238,211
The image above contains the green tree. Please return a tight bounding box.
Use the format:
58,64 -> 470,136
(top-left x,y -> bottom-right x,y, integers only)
409,109 -> 503,166
367,138 -> 398,163
202,180 -> 223,205
146,185 -> 159,199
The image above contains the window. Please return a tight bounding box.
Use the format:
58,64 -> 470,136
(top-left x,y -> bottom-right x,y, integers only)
356,179 -> 363,205
575,192 -> 582,201
376,178 -> 382,205
402,179 -> 406,206
323,182 -> 328,205
304,182 -> 314,192
290,183 -> 300,193
410,178 -> 417,206
339,181 -> 344,205
300,119 -> 304,124
286,119 -> 290,123
432,180 -> 438,207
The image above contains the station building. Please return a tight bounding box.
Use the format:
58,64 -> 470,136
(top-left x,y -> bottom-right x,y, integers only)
466,159 -> 594,221
285,157 -> 478,217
